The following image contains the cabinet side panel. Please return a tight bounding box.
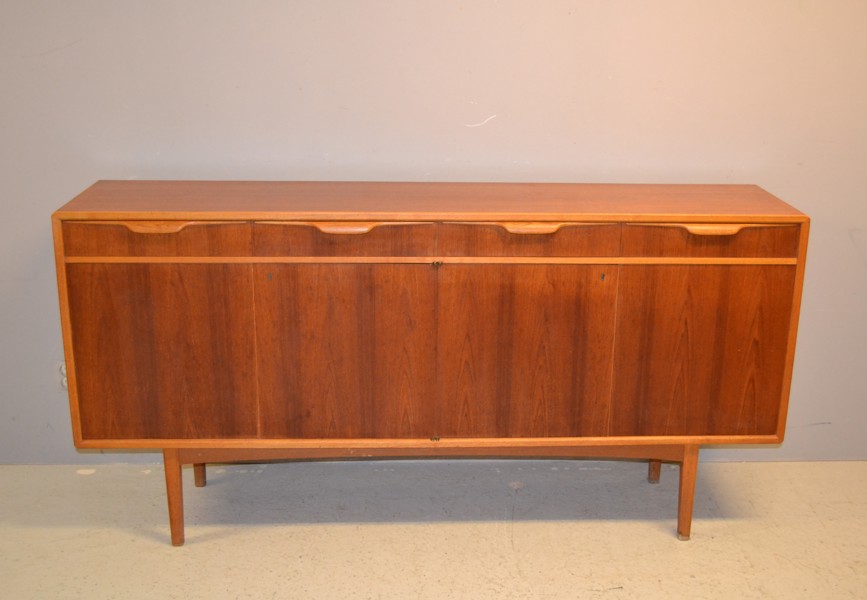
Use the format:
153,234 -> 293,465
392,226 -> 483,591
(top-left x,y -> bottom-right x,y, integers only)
255,264 -> 438,438
53,218 -> 85,445
66,264 -> 259,440
611,265 -> 796,436
775,220 -> 810,439
436,265 -> 617,437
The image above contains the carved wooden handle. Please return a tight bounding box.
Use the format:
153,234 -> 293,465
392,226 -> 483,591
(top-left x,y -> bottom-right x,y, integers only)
639,223 -> 750,236
257,221 -> 427,235
679,224 -> 747,236
455,222 -> 588,234
121,221 -> 202,234
312,222 -> 381,235
497,222 -> 570,235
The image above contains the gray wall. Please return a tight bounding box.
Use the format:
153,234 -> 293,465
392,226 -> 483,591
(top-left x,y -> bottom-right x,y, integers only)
2,1 -> 865,463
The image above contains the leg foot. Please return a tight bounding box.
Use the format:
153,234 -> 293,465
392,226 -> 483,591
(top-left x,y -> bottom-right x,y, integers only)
676,444 -> 700,541
163,449 -> 185,546
648,459 -> 662,483
193,463 -> 207,487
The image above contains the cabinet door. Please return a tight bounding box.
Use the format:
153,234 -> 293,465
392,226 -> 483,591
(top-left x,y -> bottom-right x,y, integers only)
436,265 -> 618,438
611,265 -> 796,436
255,264 -> 438,438
66,264 -> 258,440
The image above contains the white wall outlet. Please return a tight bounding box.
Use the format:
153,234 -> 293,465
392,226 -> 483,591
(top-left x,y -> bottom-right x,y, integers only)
58,361 -> 68,391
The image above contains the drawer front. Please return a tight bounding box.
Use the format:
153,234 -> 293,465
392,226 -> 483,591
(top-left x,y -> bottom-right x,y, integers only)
253,221 -> 437,256
622,223 -> 800,258
62,221 -> 252,257
437,222 -> 621,257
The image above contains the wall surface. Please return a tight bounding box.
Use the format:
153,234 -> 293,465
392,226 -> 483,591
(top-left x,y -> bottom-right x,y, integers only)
1,1 -> 865,463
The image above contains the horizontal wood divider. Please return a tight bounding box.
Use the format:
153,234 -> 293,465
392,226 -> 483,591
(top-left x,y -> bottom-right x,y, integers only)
64,255 -> 799,265
177,445 -> 690,464
75,435 -> 782,450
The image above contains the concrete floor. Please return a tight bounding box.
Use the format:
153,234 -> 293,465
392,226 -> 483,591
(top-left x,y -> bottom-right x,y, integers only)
1,459 -> 865,599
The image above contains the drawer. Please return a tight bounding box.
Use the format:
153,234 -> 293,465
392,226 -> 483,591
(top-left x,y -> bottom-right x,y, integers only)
62,221 -> 253,257
253,221 -> 437,256
437,222 -> 621,257
621,223 -> 800,258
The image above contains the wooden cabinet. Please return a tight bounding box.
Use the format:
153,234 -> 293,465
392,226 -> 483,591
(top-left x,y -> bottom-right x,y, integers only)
52,181 -> 809,545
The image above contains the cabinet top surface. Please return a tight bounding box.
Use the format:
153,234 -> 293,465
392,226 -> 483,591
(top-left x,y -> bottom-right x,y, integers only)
54,180 -> 807,223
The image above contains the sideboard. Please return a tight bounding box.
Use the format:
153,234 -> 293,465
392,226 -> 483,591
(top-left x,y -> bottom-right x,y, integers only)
52,181 -> 809,545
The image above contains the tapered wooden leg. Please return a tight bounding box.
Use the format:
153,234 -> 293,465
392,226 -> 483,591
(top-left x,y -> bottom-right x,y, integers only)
193,463 -> 207,487
648,460 -> 662,483
677,444 -> 700,541
163,449 -> 185,546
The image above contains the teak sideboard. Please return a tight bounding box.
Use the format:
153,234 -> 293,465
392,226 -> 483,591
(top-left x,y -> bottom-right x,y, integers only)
52,181 -> 809,545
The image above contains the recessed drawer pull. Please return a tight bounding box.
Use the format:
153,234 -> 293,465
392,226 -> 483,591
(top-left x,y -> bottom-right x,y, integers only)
76,221 -> 245,235
455,222 -> 596,235
681,224 -> 747,236
257,221 -> 428,235
641,223 -> 756,236
123,221 -> 202,234
315,222 -> 382,235
499,222 -> 570,235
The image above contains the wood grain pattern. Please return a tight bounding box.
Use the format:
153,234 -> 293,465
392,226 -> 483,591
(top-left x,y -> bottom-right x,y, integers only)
55,181 -> 807,222
437,223 -> 621,257
677,445 -> 700,540
163,449 -> 185,546
252,222 -> 436,257
176,444 -> 688,463
436,265 -> 617,437
69,433 -> 783,450
118,221 -> 238,234
774,220 -> 811,439
62,221 -> 253,256
65,264 -> 259,439
610,265 -> 796,436
254,264 -> 437,438
257,221 -> 431,234
492,222 -> 584,234
622,223 -> 799,258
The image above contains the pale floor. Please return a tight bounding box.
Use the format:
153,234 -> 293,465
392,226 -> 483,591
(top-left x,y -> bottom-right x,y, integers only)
1,460 -> 865,599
